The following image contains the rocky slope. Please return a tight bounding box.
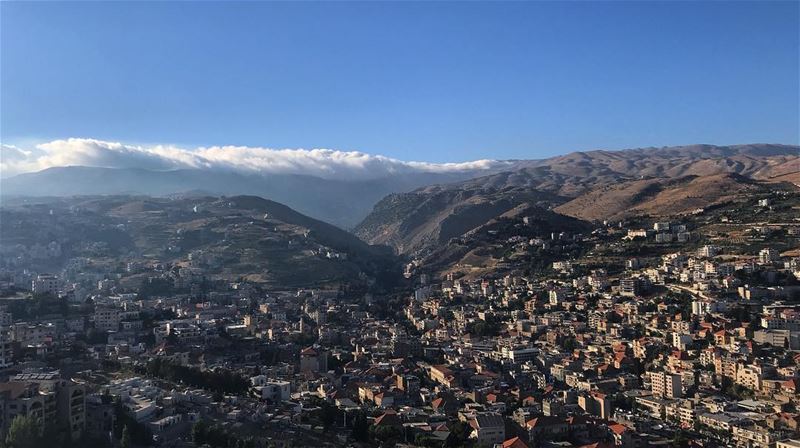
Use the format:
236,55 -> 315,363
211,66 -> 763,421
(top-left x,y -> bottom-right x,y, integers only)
355,187 -> 565,254
553,173 -> 779,221
355,144 -> 799,254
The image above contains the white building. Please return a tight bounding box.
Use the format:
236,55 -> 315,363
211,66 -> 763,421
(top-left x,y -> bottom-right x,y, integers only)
759,248 -> 780,265
653,222 -> 671,231
95,307 -> 121,332
32,274 -> 60,296
698,245 -> 720,258
250,376 -> 291,402
650,371 -> 683,399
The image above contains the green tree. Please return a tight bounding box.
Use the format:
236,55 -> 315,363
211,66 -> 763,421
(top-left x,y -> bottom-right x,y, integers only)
192,420 -> 209,445
672,429 -> 690,448
318,402 -> 338,429
562,337 -> 578,352
120,425 -> 131,448
444,421 -> 471,447
3,415 -> 42,448
372,425 -> 401,444
350,412 -> 369,443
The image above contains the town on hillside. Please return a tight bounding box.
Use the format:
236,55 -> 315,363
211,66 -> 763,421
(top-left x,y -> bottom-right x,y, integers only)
0,187 -> 799,448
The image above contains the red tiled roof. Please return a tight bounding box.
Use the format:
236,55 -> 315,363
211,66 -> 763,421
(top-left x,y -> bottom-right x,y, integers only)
526,416 -> 563,429
373,409 -> 402,427
502,436 -> 529,448
608,423 -> 629,435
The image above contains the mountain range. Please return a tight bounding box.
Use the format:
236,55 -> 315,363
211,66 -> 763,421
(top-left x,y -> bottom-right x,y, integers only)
0,166 -> 504,229
2,143 -> 798,257
355,144 -> 799,254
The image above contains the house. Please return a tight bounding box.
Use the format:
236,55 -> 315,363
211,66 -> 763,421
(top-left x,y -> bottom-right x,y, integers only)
608,423 -> 635,447
501,436 -> 529,448
431,394 -> 459,415
526,416 -> 569,442
430,364 -> 457,388
373,409 -> 402,429
469,414 -> 506,446
299,346 -> 328,373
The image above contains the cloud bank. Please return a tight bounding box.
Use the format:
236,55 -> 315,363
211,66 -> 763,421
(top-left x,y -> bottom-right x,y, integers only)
1,138 -> 506,180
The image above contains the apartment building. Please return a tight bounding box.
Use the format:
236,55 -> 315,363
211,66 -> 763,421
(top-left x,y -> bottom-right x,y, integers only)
649,371 -> 683,399
578,391 -> 612,420
0,332 -> 12,368
250,376 -> 290,402
31,274 -> 60,296
94,307 -> 121,332
735,364 -> 768,392
0,372 -> 85,440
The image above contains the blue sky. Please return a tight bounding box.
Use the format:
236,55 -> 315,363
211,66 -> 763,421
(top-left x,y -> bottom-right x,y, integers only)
1,1 -> 798,163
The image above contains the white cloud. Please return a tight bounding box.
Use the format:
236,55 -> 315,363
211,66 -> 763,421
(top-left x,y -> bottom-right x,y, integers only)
0,138 -> 505,180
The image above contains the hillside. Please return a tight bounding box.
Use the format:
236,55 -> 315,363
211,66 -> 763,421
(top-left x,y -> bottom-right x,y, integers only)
0,195 -> 398,288
0,167 -> 507,229
355,144 -> 799,253
354,187 -> 565,255
416,203 -> 592,279
553,173 -> 785,222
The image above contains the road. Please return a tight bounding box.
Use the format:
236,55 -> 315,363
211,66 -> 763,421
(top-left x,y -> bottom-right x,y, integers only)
667,284 -> 715,301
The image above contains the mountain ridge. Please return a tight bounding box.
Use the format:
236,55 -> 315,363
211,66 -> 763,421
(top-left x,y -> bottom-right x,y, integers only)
0,166 -> 506,229
355,143 -> 799,254
0,194 -> 398,288
3,143 -> 797,236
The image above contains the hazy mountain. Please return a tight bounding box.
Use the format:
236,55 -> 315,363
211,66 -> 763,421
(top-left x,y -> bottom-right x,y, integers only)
0,166 -> 513,229
355,144 -> 799,254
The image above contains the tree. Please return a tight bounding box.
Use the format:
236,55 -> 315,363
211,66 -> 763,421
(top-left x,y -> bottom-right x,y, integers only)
143,359 -> 248,394
672,429 -> 690,448
372,425 -> 401,444
444,421 -> 471,447
3,415 -> 42,448
350,412 -> 369,443
318,402 -> 339,429
192,420 -> 209,445
467,316 -> 502,337
562,337 -> 578,352
120,425 -> 131,448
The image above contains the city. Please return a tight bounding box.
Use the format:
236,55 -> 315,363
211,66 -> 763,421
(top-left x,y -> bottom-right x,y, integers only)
1,1 -> 798,447
0,170 -> 798,447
